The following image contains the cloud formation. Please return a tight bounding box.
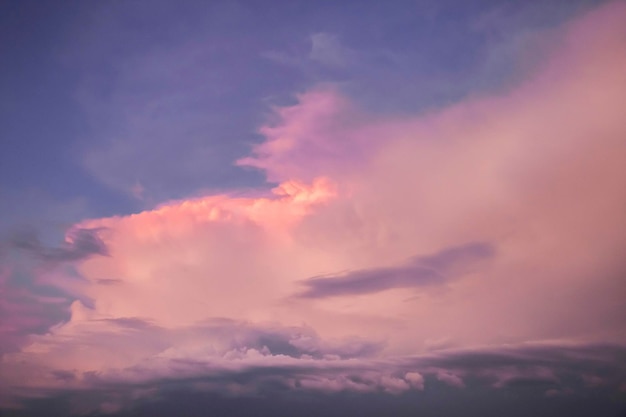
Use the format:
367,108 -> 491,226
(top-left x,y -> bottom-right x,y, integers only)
10,228 -> 108,263
2,1 -> 626,414
298,242 -> 494,298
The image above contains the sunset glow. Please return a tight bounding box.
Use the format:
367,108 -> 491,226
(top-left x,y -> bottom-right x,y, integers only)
1,1 -> 625,416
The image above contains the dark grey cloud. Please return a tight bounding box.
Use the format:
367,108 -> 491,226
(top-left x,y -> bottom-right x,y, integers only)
50,370 -> 76,382
131,342 -> 626,403
409,342 -> 626,394
10,228 -> 108,263
298,242 -> 494,298
421,343 -> 626,371
4,342 -> 625,417
7,387 -> 624,417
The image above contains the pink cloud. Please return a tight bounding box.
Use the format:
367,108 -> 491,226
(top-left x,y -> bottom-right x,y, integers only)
436,371 -> 465,388
488,366 -> 559,389
2,1 -> 626,411
404,372 -> 425,390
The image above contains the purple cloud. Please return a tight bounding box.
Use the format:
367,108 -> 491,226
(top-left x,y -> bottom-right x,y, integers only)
298,242 -> 494,298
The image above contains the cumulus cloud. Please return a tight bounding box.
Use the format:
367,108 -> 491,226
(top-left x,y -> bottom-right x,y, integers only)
404,372 -> 425,390
2,1 -> 626,413
435,371 -> 465,388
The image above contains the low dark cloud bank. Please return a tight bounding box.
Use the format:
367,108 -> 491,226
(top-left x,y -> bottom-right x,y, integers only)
3,342 -> 624,417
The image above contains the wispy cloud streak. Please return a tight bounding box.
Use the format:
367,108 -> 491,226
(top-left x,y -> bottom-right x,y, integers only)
298,242 -> 494,298
10,228 -> 108,263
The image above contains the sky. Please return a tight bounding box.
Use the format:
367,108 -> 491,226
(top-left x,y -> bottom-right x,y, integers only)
1,0 -> 625,416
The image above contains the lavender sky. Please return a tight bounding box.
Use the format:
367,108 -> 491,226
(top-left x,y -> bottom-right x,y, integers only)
1,1 -> 626,416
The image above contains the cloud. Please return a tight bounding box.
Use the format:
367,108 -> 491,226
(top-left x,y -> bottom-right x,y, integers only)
4,341 -> 625,415
2,1 -> 626,414
0,267 -> 72,355
309,33 -> 355,69
435,371 -> 465,388
297,242 -> 494,298
404,372 -> 425,390
236,87 -> 367,182
262,32 -> 356,75
237,0 -> 626,350
10,228 -> 108,263
418,342 -> 626,394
